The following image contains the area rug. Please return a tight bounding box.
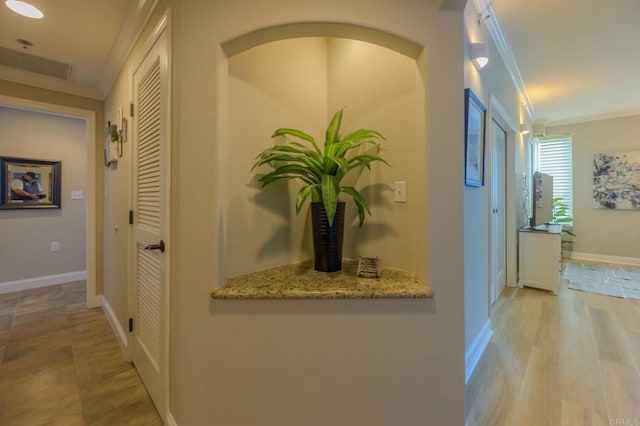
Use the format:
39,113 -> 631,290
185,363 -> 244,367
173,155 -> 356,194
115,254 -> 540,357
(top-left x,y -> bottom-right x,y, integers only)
563,261 -> 640,300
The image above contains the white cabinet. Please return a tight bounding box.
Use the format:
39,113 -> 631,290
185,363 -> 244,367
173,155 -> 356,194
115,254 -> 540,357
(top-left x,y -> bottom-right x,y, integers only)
518,225 -> 562,295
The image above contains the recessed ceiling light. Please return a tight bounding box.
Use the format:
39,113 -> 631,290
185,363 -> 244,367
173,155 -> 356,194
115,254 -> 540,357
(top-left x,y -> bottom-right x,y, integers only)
5,1 -> 44,19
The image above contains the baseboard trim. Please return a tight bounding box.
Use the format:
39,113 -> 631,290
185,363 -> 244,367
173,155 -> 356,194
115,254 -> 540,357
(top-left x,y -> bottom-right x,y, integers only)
465,319 -> 493,384
102,297 -> 128,355
0,270 -> 87,294
166,412 -> 178,426
570,252 -> 640,267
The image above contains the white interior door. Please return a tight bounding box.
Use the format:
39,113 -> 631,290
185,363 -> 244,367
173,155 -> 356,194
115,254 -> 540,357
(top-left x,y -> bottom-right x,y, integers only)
131,29 -> 169,418
490,119 -> 506,304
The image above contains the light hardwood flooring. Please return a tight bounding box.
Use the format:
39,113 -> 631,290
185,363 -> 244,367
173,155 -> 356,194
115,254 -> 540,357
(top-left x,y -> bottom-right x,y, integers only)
0,282 -> 162,425
466,275 -> 640,426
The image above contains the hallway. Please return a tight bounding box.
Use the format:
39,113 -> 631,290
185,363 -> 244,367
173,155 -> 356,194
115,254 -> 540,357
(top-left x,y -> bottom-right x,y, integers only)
0,282 -> 162,425
466,275 -> 640,425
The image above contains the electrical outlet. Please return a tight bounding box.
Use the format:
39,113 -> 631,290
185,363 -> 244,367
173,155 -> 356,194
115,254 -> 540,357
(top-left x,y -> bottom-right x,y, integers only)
394,181 -> 407,202
51,241 -> 60,252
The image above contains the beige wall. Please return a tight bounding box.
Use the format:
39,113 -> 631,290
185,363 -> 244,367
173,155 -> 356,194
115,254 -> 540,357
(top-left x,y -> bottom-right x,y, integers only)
103,0 -> 467,424
328,38 -> 425,272
225,37 -> 423,277
463,1 -> 528,354
0,106 -> 87,282
173,1 -> 464,423
547,114 -> 640,259
225,37 -> 327,277
0,79 -> 105,292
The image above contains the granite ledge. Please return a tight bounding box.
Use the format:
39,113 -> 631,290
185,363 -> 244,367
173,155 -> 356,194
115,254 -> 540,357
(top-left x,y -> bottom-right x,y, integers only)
211,260 -> 432,299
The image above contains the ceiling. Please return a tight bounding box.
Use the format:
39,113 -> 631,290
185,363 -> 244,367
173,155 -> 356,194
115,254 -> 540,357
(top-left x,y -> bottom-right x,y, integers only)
1,0 -> 639,125
0,0 -> 134,99
491,0 -> 640,125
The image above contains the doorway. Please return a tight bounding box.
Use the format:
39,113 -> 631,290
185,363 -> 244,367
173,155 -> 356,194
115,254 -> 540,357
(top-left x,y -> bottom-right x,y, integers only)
490,118 -> 507,304
0,95 -> 99,307
128,11 -> 171,420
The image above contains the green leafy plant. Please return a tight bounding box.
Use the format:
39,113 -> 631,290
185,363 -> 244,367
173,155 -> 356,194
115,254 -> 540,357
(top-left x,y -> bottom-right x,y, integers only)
252,109 -> 389,227
552,197 -> 576,237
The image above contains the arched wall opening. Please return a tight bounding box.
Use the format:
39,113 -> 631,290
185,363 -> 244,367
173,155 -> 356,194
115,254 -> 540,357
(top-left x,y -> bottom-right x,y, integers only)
218,25 -> 428,279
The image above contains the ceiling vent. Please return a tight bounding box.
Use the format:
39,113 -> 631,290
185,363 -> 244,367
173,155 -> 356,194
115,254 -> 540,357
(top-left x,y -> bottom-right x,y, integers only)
0,47 -> 72,80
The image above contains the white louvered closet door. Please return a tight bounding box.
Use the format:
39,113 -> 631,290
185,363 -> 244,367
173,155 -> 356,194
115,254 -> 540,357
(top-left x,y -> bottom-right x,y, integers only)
132,29 -> 168,418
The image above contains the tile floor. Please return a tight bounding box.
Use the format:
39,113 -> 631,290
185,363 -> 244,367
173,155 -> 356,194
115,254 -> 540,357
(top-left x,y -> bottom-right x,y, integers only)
0,282 -> 162,425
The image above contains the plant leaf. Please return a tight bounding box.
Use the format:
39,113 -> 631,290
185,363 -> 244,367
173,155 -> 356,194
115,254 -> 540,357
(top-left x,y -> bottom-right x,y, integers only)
321,174 -> 338,226
340,128 -> 386,145
325,109 -> 343,146
341,186 -> 370,227
272,128 -> 322,154
296,184 -> 318,214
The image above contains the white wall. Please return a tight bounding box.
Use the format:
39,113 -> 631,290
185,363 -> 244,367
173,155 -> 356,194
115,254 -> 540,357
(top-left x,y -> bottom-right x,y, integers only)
463,1 -> 527,357
0,106 -> 87,283
547,114 -> 640,260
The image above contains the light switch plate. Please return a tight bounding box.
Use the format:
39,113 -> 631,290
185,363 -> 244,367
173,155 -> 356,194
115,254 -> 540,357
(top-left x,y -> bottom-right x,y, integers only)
71,190 -> 84,200
394,181 -> 407,202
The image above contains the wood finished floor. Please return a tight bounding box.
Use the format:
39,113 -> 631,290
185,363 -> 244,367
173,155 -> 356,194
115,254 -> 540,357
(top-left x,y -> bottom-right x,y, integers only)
0,282 -> 162,425
466,274 -> 640,426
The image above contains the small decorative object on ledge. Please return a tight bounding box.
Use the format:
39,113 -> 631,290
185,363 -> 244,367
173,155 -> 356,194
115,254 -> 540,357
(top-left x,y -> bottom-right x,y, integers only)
358,256 -> 381,278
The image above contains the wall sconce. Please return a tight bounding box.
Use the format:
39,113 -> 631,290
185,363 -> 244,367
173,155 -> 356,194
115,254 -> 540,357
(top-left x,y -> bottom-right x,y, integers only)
470,43 -> 489,69
520,123 -> 530,135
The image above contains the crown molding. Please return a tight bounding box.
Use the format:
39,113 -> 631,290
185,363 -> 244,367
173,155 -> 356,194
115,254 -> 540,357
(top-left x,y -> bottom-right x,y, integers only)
471,0 -> 534,119
546,108 -> 640,127
98,0 -> 159,96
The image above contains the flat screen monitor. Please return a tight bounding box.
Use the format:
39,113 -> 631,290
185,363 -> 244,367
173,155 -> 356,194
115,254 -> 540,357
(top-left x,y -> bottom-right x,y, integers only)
531,171 -> 553,228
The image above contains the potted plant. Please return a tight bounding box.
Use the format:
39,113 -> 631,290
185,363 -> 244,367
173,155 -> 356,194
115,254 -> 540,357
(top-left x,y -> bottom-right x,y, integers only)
252,109 -> 389,272
552,197 -> 576,261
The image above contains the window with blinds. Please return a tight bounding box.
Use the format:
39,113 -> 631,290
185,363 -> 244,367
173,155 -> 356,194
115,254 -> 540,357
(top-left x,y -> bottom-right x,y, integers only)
534,136 -> 573,220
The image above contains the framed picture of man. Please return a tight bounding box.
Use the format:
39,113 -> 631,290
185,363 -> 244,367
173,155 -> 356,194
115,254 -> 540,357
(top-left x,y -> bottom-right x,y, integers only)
0,156 -> 62,209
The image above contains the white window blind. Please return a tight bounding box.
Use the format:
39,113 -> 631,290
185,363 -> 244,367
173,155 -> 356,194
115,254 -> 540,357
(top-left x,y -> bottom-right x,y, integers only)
534,136 -> 573,219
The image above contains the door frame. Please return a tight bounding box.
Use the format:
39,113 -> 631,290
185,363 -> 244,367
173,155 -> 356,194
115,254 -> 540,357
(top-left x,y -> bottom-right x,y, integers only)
487,95 -> 518,308
127,8 -> 172,420
489,116 -> 507,304
0,94 -> 100,308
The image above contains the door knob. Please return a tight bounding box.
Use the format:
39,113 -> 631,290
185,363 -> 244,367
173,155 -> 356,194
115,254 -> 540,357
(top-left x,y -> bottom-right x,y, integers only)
144,240 -> 165,253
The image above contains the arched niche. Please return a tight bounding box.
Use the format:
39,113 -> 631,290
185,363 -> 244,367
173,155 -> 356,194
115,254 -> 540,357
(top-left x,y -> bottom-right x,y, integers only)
221,22 -> 423,59
220,24 -> 427,279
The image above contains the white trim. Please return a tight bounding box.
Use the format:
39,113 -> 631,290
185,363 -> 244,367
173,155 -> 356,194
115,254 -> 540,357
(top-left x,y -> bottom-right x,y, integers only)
570,252 -> 640,267
98,0 -> 160,95
102,297 -> 129,355
0,271 -> 87,294
465,319 -> 493,383
471,0 -> 534,118
0,94 -> 99,313
166,412 -> 178,426
546,108 -> 640,127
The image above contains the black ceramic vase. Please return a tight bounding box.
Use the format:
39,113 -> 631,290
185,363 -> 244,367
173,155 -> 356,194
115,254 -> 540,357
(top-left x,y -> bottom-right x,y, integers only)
311,201 -> 345,272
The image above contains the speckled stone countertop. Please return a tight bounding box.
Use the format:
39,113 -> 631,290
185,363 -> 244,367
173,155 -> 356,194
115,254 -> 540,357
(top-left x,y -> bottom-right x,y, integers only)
210,260 -> 432,299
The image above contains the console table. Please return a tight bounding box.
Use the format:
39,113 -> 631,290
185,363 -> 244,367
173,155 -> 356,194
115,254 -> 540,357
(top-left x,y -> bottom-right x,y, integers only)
518,224 -> 562,295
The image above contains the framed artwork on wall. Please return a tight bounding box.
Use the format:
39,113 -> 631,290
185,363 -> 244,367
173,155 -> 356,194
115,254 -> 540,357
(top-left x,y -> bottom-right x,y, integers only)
464,88 -> 486,187
0,156 -> 62,210
593,151 -> 640,209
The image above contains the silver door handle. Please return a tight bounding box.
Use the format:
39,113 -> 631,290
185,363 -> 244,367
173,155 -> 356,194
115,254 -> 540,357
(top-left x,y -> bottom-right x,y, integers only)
144,240 -> 165,253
